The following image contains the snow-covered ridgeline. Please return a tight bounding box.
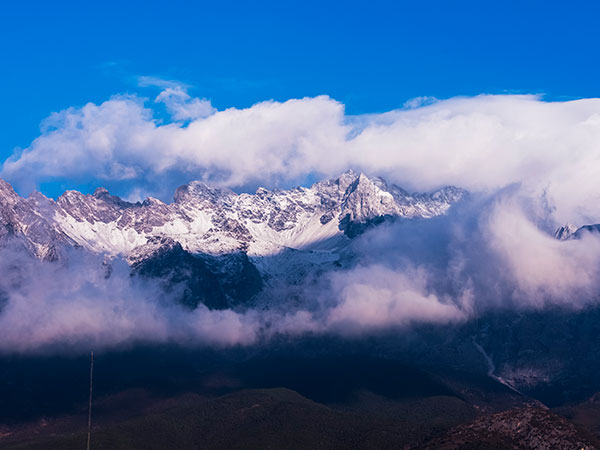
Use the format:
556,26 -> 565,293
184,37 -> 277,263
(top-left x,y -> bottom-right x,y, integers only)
0,170 -> 465,265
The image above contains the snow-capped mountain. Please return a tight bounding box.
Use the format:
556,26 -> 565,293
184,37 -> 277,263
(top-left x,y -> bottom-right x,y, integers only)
0,171 -> 465,307
1,170 -> 464,260
555,223 -> 600,240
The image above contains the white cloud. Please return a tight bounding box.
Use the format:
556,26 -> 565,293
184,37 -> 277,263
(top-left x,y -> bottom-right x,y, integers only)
0,249 -> 260,352
402,95 -> 438,109
155,86 -> 215,121
137,75 -> 191,90
325,265 -> 467,334
484,193 -> 600,305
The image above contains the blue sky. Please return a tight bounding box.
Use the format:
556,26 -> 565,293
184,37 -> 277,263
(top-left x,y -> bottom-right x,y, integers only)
1,0 -> 600,198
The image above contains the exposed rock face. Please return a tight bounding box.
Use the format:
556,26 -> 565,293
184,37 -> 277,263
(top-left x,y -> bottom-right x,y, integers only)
0,171 -> 465,308
574,224 -> 600,239
555,223 -> 578,240
555,223 -> 600,241
130,237 -> 228,310
128,237 -> 264,309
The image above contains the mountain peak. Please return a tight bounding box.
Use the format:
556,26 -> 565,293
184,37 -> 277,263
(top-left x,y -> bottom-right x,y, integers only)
174,180 -> 233,204
0,178 -> 19,197
93,187 -> 110,197
555,223 -> 578,240
90,187 -> 135,208
346,172 -> 374,192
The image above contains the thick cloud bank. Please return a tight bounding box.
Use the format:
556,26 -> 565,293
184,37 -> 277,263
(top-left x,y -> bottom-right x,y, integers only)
0,245 -> 465,353
0,249 -> 259,352
2,90 -> 600,352
2,186 -> 600,353
3,93 -> 600,223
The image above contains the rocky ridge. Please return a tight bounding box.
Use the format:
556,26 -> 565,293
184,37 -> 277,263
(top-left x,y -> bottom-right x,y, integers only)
555,223 -> 600,240
0,170 -> 464,268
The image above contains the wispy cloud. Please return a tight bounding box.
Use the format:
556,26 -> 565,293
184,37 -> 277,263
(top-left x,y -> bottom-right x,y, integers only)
155,86 -> 215,121
137,75 -> 192,90
402,95 -> 438,109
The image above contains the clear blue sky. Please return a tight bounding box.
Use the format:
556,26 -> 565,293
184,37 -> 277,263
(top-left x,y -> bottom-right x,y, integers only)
1,0 -> 599,174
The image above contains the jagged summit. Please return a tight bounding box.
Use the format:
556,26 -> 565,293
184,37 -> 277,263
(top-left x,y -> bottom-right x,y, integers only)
0,172 -> 465,267
93,186 -> 110,196
555,223 -> 578,240
555,223 -> 600,241
174,180 -> 235,204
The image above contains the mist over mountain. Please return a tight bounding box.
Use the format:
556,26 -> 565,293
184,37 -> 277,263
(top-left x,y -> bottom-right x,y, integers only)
2,168 -> 600,387
3,94 -> 600,448
0,170 -> 466,349
5,0 -> 600,445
